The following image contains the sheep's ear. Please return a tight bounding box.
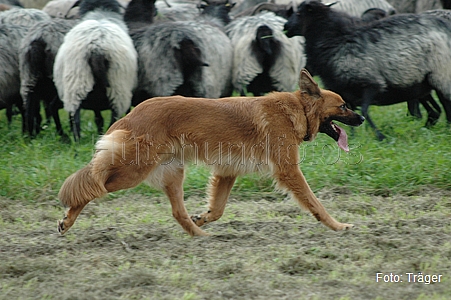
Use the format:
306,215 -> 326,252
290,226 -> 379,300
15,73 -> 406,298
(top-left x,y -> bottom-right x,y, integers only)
71,0 -> 82,8
325,1 -> 339,7
299,69 -> 321,98
225,2 -> 236,9
197,1 -> 207,10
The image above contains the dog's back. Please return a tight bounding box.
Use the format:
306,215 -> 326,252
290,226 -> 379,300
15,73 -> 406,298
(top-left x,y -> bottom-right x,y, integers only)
96,93 -> 308,178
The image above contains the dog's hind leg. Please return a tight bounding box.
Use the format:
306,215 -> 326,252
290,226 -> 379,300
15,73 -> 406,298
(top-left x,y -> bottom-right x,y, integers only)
191,175 -> 236,227
57,203 -> 89,235
57,165 -> 109,234
157,166 -> 209,236
275,165 -> 353,231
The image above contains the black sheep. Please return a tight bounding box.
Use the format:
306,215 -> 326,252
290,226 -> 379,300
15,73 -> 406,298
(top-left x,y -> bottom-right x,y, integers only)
284,0 -> 451,140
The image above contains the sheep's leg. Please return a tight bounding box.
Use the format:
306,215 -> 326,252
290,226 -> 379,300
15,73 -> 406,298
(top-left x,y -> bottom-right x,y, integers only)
94,110 -> 104,135
18,101 -> 27,135
43,99 -> 53,127
25,93 -> 41,137
436,91 -> 451,124
239,85 -> 249,97
419,94 -> 441,127
407,99 -> 422,119
109,109 -> 119,128
191,175 -> 236,227
70,108 -> 81,142
361,88 -> 385,141
49,96 -> 67,139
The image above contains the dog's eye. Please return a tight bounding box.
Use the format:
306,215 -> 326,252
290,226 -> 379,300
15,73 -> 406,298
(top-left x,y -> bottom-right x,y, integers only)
340,104 -> 347,110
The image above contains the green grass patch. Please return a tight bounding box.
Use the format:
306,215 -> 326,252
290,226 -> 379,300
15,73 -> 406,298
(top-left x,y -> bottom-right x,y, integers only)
0,100 -> 450,202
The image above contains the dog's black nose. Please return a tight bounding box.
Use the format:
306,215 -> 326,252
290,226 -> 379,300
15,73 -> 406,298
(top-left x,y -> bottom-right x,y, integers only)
360,115 -> 365,123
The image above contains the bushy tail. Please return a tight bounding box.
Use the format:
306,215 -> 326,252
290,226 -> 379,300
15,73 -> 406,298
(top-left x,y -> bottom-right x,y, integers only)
58,165 -> 108,207
88,52 -> 110,88
59,129 -> 145,207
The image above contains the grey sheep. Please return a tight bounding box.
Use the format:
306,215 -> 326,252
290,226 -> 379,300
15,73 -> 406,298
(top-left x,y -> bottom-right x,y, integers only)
53,0 -> 138,141
0,7 -> 51,130
284,0 -> 451,140
125,0 -> 233,105
19,18 -> 78,138
0,7 -> 50,25
0,24 -> 28,130
225,11 -> 305,95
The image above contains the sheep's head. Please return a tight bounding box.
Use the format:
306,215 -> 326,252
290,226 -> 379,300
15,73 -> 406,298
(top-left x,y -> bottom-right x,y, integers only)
77,0 -> 122,17
197,0 -> 236,25
284,0 -> 332,37
123,0 -> 157,24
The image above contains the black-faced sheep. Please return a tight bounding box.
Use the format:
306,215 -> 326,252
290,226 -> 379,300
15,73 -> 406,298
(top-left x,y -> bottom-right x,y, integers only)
125,0 -> 233,105
19,18 -> 77,138
53,0 -> 138,141
225,11 -> 305,96
284,0 -> 451,140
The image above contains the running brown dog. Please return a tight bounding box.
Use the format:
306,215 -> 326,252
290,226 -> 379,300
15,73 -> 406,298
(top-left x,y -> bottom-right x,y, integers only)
57,69 -> 364,236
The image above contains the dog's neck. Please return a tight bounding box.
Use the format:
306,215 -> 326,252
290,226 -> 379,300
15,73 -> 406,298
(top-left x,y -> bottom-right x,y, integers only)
300,94 -> 316,142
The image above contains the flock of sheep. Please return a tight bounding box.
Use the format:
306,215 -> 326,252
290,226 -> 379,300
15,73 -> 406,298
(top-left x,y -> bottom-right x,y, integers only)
0,0 -> 450,141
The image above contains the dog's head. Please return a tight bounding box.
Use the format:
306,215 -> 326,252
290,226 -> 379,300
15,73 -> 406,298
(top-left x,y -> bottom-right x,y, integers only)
299,69 -> 365,152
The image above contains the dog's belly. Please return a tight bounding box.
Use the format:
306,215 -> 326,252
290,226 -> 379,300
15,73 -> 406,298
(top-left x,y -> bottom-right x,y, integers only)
159,148 -> 272,173
144,146 -> 273,189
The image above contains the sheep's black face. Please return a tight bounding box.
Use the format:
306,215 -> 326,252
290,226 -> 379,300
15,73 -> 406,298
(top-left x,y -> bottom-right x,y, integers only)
284,1 -> 329,37
284,15 -> 301,37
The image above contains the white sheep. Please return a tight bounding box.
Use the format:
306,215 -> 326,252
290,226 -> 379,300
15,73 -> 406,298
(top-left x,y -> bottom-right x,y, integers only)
53,0 -> 138,141
226,11 -> 305,95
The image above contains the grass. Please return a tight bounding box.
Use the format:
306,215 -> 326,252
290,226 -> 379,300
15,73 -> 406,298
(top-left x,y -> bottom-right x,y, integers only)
0,100 -> 450,202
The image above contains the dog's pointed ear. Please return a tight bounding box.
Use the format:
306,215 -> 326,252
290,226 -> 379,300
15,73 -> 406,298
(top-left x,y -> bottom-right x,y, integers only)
299,69 -> 321,98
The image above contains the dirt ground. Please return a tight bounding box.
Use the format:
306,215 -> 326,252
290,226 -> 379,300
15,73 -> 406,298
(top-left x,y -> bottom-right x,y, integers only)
1,188 -> 450,299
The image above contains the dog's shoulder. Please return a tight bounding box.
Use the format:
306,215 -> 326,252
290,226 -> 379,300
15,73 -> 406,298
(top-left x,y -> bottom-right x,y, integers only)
241,91 -> 308,142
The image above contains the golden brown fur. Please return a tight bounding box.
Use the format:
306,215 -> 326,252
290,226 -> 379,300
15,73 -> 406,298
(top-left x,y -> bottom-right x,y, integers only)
57,69 -> 364,236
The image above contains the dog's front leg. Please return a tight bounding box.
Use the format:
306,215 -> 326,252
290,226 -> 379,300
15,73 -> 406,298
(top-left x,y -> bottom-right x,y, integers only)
191,175 -> 236,227
161,167 -> 209,236
275,166 -> 353,231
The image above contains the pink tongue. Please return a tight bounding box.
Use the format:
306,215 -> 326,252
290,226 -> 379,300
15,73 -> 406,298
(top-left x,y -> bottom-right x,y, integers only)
335,124 -> 349,152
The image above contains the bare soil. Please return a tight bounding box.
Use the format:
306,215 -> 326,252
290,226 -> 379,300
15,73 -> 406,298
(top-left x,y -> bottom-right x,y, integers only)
1,189 -> 450,299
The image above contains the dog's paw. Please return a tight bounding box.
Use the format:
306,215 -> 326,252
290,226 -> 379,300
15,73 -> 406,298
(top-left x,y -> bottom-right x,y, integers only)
57,219 -> 68,235
339,223 -> 354,230
191,214 -> 205,226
